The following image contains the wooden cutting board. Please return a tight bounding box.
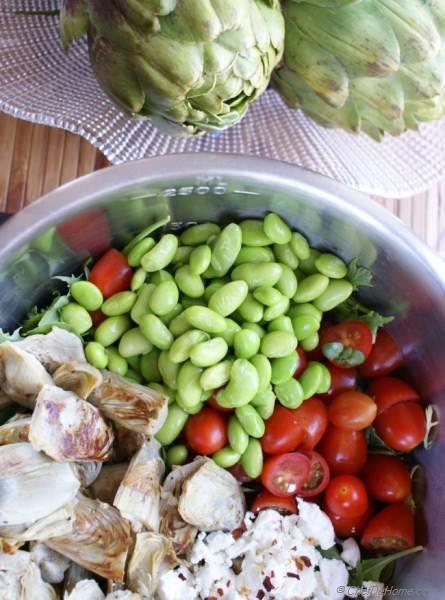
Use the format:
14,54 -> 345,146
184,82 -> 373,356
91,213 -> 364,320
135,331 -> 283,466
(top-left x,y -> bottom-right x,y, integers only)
1,113 -> 445,258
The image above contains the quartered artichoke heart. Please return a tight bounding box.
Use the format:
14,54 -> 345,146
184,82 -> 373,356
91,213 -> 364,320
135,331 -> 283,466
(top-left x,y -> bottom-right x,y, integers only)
0,560 -> 57,600
90,463 -> 129,505
114,439 -> 164,533
90,371 -> 168,436
29,543 -> 71,584
112,426 -> 145,463
0,342 -> 53,408
46,494 -> 132,582
16,327 -> 86,374
0,414 -> 31,445
29,385 -> 114,462
66,580 -> 141,600
73,461 -> 102,488
60,0 -> 285,137
53,360 -> 103,399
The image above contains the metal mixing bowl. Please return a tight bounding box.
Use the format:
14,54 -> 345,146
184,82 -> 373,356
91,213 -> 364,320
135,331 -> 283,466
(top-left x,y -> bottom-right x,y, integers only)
0,154 -> 444,596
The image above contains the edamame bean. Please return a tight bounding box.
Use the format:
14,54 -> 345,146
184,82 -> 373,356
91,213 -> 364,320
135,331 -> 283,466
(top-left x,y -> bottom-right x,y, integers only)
139,314 -> 174,350
219,318 -> 241,346
208,281 -> 249,317
128,237 -> 155,267
299,362 -> 324,400
315,253 -> 347,279
203,280 -> 226,302
140,350 -> 161,382
241,438 -> 263,478
158,351 -> 181,389
227,416 -> 249,455
252,386 -> 276,419
242,323 -> 266,339
150,382 -> 175,404
267,316 -> 294,334
299,249 -> 321,274
149,280 -> 179,316
293,274 -> 329,303
273,243 -> 299,270
290,232 -> 310,260
313,279 -> 353,312
172,245 -> 193,265
85,341 -> 108,369
95,315 -> 131,347
200,360 -> 232,390
275,378 -> 304,409
233,329 -> 261,359
264,213 -> 292,245
314,361 -> 331,393
180,223 -> 221,245
160,303 -> 183,326
141,234 -> 178,272
183,306 -> 227,334
61,303 -> 93,335
213,447 -> 241,469
175,265 -> 205,298
271,351 -> 298,385
127,355 -> 141,372
125,368 -> 143,384
102,291 -> 136,317
231,262 -> 282,290
235,246 -> 274,265
301,332 -> 319,352
253,286 -> 284,306
250,354 -> 272,392
237,293 -> 264,323
169,329 -> 209,363
169,311 -> 192,337
235,405 -> 265,438
261,331 -> 298,358
240,220 -> 272,246
276,264 -> 298,298
131,268 -> 147,292
186,400 -> 205,414
166,445 -> 188,467
118,327 -> 153,357
211,223 -> 242,276
263,296 -> 289,321
151,270 -> 174,284
123,215 -> 170,255
189,245 -> 212,275
131,284 -> 155,324
176,361 -> 203,410
155,403 -> 189,445
70,281 -> 103,311
217,359 -> 259,408
190,337 -> 228,367
288,303 -> 322,323
181,295 -> 206,308
107,349 -> 128,376
292,314 -> 320,341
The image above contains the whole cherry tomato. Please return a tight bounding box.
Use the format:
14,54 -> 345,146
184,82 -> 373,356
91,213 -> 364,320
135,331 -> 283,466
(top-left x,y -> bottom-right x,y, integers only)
323,500 -> 373,538
367,377 -> 419,415
318,362 -> 357,403
293,347 -> 308,378
361,455 -> 411,503
321,320 -> 373,368
207,391 -> 233,413
90,309 -> 106,327
57,208 -> 112,257
325,475 -> 369,518
184,408 -> 227,455
361,503 -> 415,553
261,405 -> 305,455
89,249 -> 133,298
261,452 -> 311,497
328,391 -> 377,431
317,425 -> 368,475
291,397 -> 328,451
359,329 -> 403,379
229,462 -> 257,484
374,401 -> 426,452
251,489 -> 297,514
297,450 -> 330,498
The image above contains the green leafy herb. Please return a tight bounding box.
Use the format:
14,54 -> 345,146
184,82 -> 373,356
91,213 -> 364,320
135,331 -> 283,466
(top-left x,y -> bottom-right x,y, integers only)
53,274 -> 82,286
347,259 -> 373,291
0,328 -> 23,343
22,294 -> 71,336
319,545 -> 342,561
349,546 -> 423,587
336,297 -> 393,341
365,426 -> 399,455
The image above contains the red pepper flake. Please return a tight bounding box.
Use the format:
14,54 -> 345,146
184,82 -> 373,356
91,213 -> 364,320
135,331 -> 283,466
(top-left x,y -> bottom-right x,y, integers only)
257,591 -> 266,600
227,580 -> 231,587
286,572 -> 300,579
232,527 -> 245,540
178,572 -> 187,581
205,597 -> 217,600
263,576 -> 274,592
301,556 -> 312,568
217,589 -> 224,597
271,539 -> 278,546
270,570 -> 275,578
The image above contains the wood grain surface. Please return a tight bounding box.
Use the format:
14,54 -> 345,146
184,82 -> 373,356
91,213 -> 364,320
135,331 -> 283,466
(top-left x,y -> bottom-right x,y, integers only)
1,113 -> 445,258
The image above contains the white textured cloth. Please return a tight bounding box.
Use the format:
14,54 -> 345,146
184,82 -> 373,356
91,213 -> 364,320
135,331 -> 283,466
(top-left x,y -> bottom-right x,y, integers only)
1,1 -> 445,198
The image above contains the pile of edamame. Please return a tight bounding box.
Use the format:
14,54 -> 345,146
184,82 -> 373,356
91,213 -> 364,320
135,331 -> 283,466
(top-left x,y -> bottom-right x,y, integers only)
65,214 -> 354,479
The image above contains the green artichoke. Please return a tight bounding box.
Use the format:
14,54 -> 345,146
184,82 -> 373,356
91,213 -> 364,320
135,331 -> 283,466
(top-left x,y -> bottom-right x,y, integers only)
61,0 -> 285,136
274,0 -> 445,140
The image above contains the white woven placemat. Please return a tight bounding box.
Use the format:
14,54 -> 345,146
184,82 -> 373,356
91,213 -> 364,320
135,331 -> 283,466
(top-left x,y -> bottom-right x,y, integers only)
1,1 -> 445,198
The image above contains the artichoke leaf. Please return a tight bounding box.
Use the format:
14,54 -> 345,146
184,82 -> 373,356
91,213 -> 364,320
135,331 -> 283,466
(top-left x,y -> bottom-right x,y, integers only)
60,0 -> 89,48
0,503 -> 76,544
0,414 -> 31,445
350,75 -> 404,121
19,562 -> 58,600
73,461 -> 102,488
17,327 -> 85,374
112,426 -> 145,463
90,463 -> 129,504
53,360 -> 103,399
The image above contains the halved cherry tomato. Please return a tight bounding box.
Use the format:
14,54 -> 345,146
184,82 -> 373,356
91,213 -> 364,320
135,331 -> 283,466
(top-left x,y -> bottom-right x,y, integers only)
359,329 -> 403,379
251,489 -> 297,514
293,347 -> 308,378
90,309 -> 106,327
323,500 -> 373,538
229,462 -> 257,483
297,450 -> 330,498
318,362 -> 357,403
374,401 -> 426,452
361,503 -> 415,553
325,474 -> 369,518
207,391 -> 233,413
317,425 -> 368,475
261,405 -> 305,455
367,377 -> 420,416
57,208 -> 112,257
184,407 -> 227,455
361,455 -> 411,503
328,391 -> 377,431
321,320 -> 373,368
261,452 -> 311,497
89,249 -> 133,298
291,397 -> 328,451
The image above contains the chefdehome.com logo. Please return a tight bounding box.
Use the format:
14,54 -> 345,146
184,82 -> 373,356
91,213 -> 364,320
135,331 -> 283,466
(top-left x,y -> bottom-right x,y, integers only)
337,585 -> 429,597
